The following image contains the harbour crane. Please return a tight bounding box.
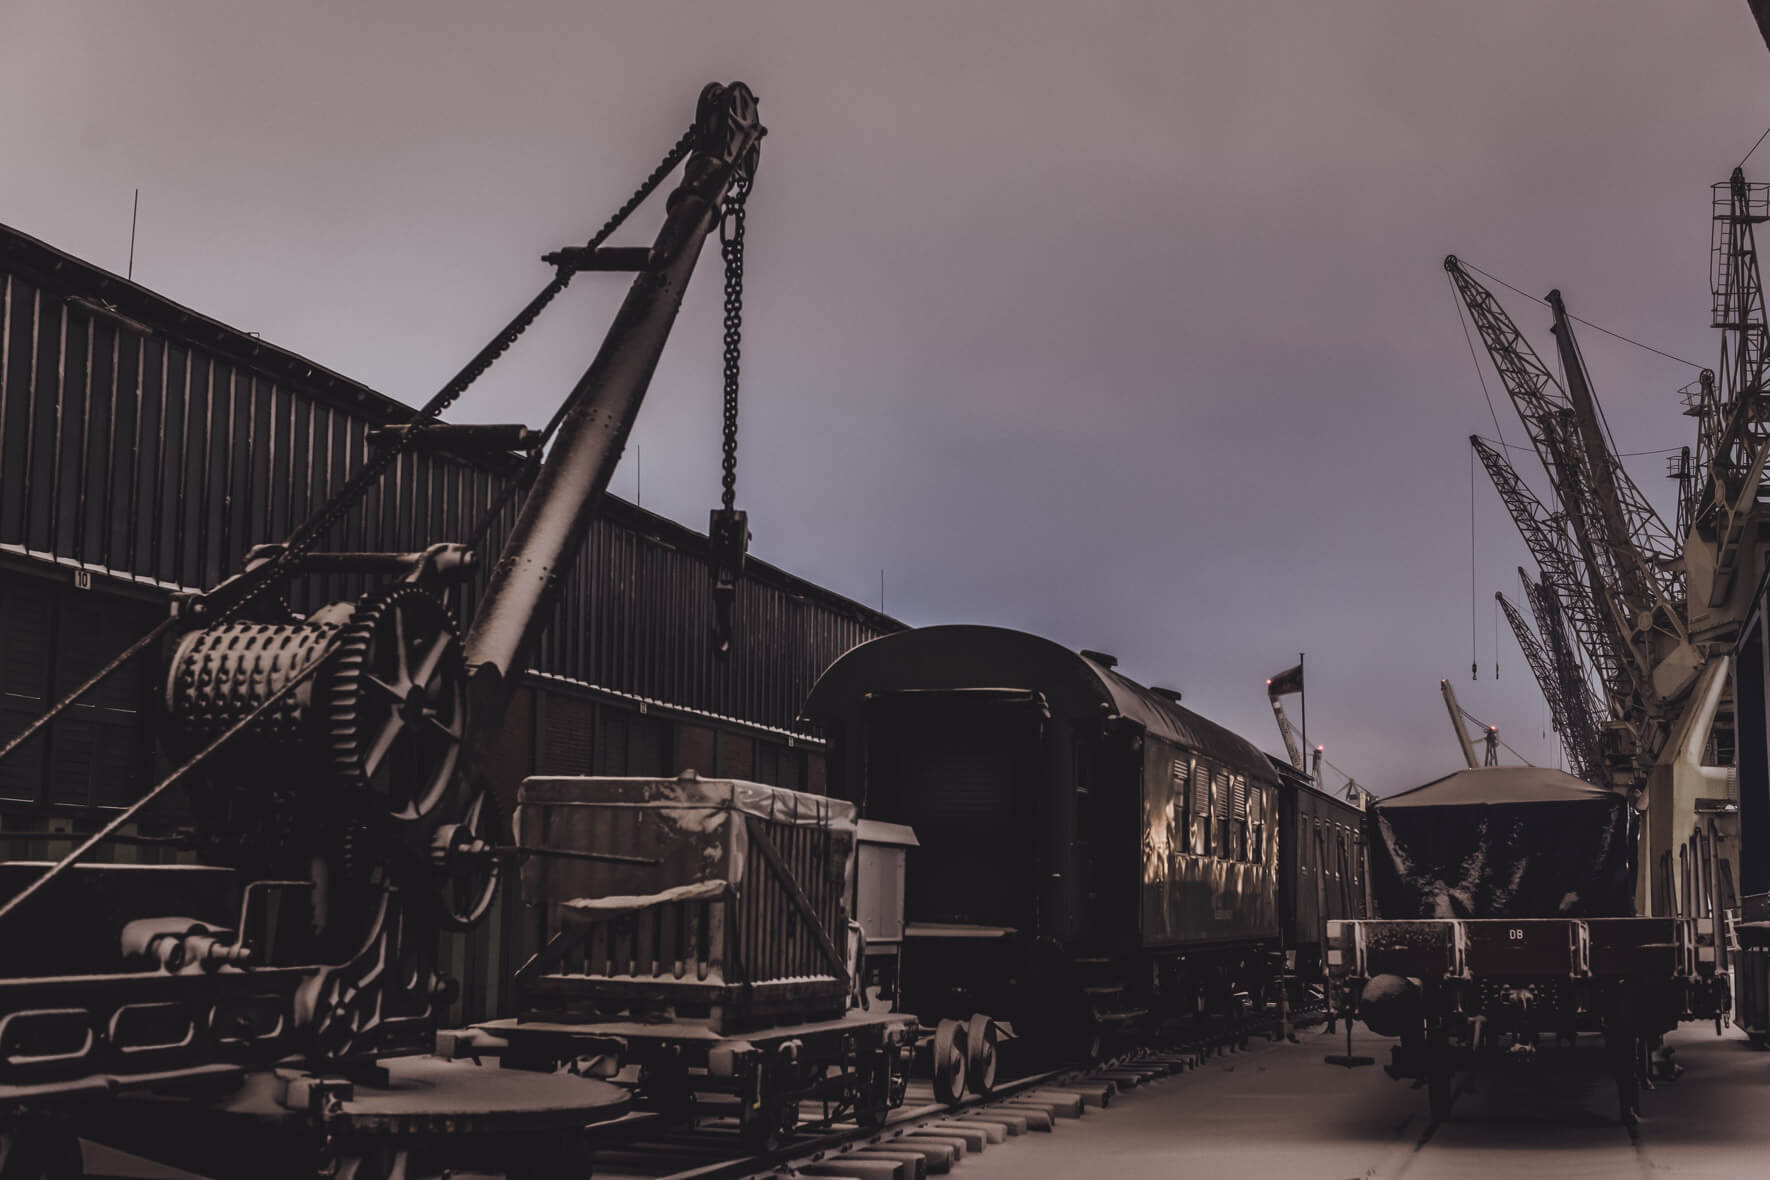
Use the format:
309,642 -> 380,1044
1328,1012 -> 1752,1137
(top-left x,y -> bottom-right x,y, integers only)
1451,251 -> 1736,914
1472,436 -> 1635,728
1439,679 -> 1500,769
1520,570 -> 1610,782
1269,695 -> 1306,772
1449,259 -> 1696,720
1684,169 -> 1770,624
1495,580 -> 1605,783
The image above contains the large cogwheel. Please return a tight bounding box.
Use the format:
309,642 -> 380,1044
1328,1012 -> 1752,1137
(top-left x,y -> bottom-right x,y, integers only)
324,585 -> 466,823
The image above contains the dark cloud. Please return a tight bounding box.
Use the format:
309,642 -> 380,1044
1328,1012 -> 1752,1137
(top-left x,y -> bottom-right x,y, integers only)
1,1 -> 1760,792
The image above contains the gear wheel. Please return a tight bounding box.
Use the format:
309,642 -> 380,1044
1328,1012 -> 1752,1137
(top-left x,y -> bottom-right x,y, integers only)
324,585 -> 466,823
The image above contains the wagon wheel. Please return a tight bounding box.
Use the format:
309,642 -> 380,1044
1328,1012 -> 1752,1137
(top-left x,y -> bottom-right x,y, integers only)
0,1125 -> 83,1180
932,1018 -> 969,1104
965,1014 -> 999,1096
854,1047 -> 895,1129
1425,1035 -> 1454,1123
1612,1029 -> 1642,1128
738,1102 -> 794,1154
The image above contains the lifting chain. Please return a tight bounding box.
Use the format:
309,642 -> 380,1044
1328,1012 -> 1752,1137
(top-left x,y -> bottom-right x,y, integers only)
212,124 -> 700,625
709,175 -> 753,653
719,176 -> 750,512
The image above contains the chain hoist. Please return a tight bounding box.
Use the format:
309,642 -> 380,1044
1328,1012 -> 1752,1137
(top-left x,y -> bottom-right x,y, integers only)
709,174 -> 753,654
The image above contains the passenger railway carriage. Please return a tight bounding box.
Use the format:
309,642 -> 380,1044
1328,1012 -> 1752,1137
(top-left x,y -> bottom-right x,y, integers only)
804,624 -> 1367,1068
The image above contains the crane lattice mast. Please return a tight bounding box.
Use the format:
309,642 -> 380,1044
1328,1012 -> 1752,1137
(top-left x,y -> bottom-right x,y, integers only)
1517,570 -> 1608,783
1470,435 -> 1637,716
1451,257 -> 1700,791
1688,168 -> 1770,614
1547,290 -> 1688,626
1495,592 -> 1592,780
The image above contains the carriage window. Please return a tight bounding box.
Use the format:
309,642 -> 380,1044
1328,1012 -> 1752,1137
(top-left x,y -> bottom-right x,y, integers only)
1170,757 -> 1190,852
1189,757 -> 1211,855
1247,785 -> 1265,864
1212,767 -> 1230,857
1230,774 -> 1249,861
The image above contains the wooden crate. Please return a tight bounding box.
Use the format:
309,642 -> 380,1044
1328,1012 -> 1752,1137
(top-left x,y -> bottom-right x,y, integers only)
516,774 -> 857,1031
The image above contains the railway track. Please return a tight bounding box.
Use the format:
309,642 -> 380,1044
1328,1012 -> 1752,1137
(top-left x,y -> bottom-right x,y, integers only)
594,1010 -> 1321,1180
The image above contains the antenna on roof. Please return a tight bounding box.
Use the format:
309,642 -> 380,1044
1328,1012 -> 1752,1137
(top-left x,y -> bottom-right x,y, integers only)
127,188 -> 139,281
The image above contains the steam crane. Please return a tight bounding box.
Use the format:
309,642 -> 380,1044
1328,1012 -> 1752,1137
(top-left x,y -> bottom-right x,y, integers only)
0,82 -> 764,1178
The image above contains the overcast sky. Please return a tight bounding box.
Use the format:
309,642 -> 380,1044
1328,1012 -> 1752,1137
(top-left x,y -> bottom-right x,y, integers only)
1,2 -> 1765,794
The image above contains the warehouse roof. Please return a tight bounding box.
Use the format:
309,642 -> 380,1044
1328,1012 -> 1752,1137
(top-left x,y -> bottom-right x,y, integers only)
0,220 -> 899,632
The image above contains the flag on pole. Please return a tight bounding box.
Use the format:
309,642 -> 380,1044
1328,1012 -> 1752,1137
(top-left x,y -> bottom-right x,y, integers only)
1266,663 -> 1304,698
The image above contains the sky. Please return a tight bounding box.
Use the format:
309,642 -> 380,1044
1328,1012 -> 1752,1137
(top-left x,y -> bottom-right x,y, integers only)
0,1 -> 1765,795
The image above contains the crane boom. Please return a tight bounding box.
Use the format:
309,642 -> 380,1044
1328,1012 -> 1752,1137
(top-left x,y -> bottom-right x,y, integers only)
1450,257 -> 1694,714
1269,696 -> 1305,772
1471,435 -> 1638,711
1500,590 -> 1600,785
1440,679 -> 1480,769
1547,290 -> 1687,619
462,84 -> 763,773
1517,570 -> 1608,782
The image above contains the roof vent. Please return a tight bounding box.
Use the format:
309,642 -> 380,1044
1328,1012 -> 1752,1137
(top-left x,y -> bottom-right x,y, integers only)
1080,649 -> 1118,669
1150,686 -> 1183,703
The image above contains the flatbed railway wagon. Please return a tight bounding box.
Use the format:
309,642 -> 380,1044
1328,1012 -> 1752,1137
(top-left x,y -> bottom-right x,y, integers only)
1326,766 -> 1702,1125
464,773 -> 916,1151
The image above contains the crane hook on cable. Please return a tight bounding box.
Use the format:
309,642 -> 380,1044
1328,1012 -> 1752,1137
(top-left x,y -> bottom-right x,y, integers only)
709,161 -> 755,654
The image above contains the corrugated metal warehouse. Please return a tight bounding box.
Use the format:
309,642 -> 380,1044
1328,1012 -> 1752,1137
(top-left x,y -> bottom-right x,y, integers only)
0,221 -> 901,1019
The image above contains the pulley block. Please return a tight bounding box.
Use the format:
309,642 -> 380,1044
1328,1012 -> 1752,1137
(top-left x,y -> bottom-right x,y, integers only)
708,508 -> 748,654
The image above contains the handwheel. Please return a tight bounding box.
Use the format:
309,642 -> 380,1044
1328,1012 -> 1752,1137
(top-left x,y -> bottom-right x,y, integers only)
932,1018 -> 969,1104
429,788 -> 504,931
965,1014 -> 998,1096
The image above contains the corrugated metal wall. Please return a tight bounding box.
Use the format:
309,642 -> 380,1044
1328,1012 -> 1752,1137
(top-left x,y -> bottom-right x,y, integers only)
0,226 -> 898,741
